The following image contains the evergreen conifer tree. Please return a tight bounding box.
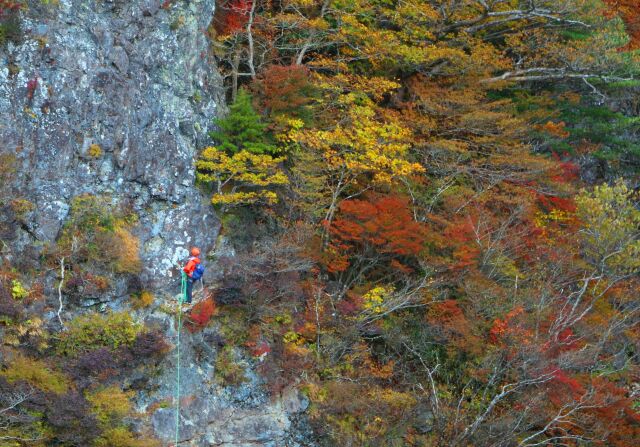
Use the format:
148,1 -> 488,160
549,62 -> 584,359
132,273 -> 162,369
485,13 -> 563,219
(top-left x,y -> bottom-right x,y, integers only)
209,88 -> 277,155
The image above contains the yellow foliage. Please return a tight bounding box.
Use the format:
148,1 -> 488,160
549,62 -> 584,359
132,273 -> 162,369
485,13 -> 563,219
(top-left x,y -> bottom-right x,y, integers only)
283,330 -> 303,344
111,226 -> 142,274
0,354 -> 68,393
56,311 -> 142,357
196,147 -> 288,208
89,143 -> 103,158
132,290 -> 154,309
329,74 -> 401,101
361,285 -> 394,314
11,279 -> 28,300
576,180 -> 640,273
87,386 -> 133,426
534,208 -> 573,229
94,427 -> 160,447
292,94 -> 424,188
212,190 -> 279,206
369,387 -> 416,411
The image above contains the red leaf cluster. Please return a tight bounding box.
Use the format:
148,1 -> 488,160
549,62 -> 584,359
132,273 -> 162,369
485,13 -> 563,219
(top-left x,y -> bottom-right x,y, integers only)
0,0 -> 22,18
26,78 -> 38,102
327,194 -> 427,273
549,369 -> 585,401
550,152 -> 580,183
536,193 -> 576,214
212,0 -> 253,36
488,306 -> 532,345
251,340 -> 271,357
186,297 -> 216,331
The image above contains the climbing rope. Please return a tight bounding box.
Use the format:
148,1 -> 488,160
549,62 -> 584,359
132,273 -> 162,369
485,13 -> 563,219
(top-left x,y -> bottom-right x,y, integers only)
174,272 -> 186,446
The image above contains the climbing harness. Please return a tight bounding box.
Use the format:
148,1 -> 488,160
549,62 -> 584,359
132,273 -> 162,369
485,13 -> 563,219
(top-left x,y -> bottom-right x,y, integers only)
174,272 -> 187,446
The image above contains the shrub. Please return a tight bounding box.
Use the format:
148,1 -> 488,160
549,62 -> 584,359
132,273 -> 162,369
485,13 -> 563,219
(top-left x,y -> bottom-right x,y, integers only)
11,279 -> 27,300
0,280 -> 22,321
216,306 -> 249,345
57,194 -> 142,274
310,382 -> 418,446
0,354 -> 68,393
9,198 -> 34,221
95,427 -> 160,447
46,392 -> 101,446
69,348 -> 117,385
215,346 -> 247,386
0,153 -> 17,190
89,143 -> 103,158
56,311 -> 142,357
2,316 -> 49,352
128,330 -> 170,359
110,227 -> 142,274
63,271 -> 111,301
0,375 -> 48,445
87,386 -> 133,426
186,297 -> 216,331
62,194 -> 116,234
0,8 -> 21,47
132,290 -> 154,309
88,386 -> 160,447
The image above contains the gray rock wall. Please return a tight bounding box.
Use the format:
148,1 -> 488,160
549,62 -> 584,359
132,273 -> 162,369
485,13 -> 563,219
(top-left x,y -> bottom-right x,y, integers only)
142,318 -> 311,446
0,0 -> 223,285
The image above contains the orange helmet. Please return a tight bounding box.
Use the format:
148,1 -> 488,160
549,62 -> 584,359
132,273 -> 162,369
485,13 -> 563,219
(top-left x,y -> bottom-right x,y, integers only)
191,247 -> 201,256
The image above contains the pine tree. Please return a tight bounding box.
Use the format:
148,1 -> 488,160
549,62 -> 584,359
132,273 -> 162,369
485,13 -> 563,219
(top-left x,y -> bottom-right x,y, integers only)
209,88 -> 277,155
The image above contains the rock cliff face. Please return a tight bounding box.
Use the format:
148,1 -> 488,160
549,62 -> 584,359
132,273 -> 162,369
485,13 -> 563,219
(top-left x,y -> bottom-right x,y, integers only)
1,0 -> 223,282
0,1 -> 312,445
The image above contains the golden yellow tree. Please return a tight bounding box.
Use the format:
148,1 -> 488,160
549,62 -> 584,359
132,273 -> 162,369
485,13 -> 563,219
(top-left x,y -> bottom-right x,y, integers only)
196,147 -> 289,209
286,93 -> 424,229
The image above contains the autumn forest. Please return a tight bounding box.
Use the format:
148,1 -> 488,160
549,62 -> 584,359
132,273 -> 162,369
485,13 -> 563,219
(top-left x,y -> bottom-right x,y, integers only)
200,0 -> 640,445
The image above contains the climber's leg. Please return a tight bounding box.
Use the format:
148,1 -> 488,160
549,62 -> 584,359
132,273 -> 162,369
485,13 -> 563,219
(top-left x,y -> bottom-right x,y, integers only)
185,278 -> 194,303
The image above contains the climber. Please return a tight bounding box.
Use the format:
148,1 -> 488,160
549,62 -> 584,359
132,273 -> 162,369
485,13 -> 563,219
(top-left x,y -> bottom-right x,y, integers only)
182,247 -> 204,304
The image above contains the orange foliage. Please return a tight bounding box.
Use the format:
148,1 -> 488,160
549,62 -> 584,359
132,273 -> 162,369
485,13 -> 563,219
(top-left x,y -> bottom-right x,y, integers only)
588,379 -> 640,447
442,217 -> 479,269
326,194 -> 426,273
426,300 -> 481,353
538,121 -> 570,139
186,297 -> 217,331
488,306 -> 533,346
258,65 -> 313,116
603,0 -> 640,49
